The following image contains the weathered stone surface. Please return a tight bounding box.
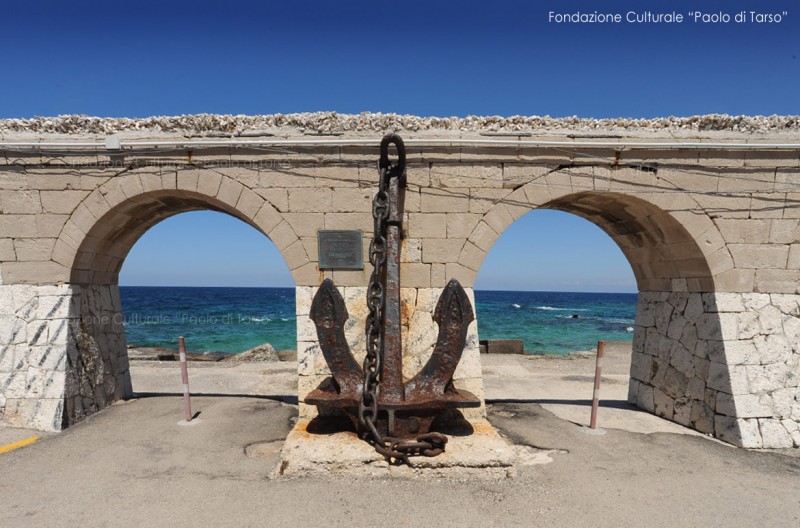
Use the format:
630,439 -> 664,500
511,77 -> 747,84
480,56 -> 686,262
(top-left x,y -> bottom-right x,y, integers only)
276,418 -> 516,479
630,290 -> 800,447
759,419 -> 794,448
223,343 -> 279,362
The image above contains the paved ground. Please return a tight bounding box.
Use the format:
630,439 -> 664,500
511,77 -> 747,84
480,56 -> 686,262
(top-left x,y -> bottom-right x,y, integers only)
2,345 -> 799,527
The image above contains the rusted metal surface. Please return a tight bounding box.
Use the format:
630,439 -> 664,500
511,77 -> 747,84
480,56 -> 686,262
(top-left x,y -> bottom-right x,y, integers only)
309,280 -> 363,397
305,133 -> 479,463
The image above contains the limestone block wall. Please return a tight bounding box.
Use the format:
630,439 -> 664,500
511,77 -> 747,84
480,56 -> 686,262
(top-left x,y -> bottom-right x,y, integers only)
0,285 -> 71,429
296,286 -> 484,421
0,284 -> 129,431
64,284 -> 131,427
630,292 -> 800,448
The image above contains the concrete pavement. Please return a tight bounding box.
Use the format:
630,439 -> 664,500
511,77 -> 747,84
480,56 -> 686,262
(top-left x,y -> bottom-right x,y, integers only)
2,346 -> 799,527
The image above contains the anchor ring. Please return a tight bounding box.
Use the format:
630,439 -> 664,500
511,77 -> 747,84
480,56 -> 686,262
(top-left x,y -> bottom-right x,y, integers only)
379,133 -> 406,176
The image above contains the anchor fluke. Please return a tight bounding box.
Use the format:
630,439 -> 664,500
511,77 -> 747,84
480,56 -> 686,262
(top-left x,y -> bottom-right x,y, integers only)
308,278 -> 363,397
405,278 -> 475,399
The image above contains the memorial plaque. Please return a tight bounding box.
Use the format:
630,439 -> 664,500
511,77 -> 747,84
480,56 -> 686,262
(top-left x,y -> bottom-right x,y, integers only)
318,230 -> 363,270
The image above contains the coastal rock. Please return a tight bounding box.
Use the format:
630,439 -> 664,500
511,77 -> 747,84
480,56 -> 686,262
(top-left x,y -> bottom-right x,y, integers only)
277,349 -> 298,362
126,346 -> 225,362
223,343 -> 279,362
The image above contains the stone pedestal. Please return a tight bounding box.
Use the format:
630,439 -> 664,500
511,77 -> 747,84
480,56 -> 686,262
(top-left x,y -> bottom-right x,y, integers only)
274,418 -> 519,479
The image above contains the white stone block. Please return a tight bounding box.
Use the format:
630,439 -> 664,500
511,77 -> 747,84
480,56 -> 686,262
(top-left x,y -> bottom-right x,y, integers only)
27,398 -> 63,431
36,295 -> 71,320
704,339 -> 726,363
27,346 -> 64,371
297,341 -> 328,377
754,334 -> 793,365
706,293 -> 745,313
696,313 -> 723,340
632,332 -> 645,355
672,399 -> 692,427
736,312 -> 760,340
653,387 -> 674,419
742,293 -> 771,311
0,344 -> 17,372
0,286 -> 16,315
757,305 -> 784,336
0,317 -> 19,346
635,301 -> 656,327
11,285 -> 36,316
684,293 -> 704,322
783,314 -> 800,350
643,327 -> 660,356
42,370 -> 66,399
629,352 -> 652,383
668,292 -> 689,313
3,371 -> 26,398
715,416 -> 760,447
746,363 -> 789,393
295,287 -> 314,316
723,340 -> 759,365
454,321 -> 481,381
770,294 -> 800,316
680,325 -> 699,355
654,303 -> 673,335
667,315 -> 688,340
708,362 -> 749,394
637,383 -> 655,413
716,392 -> 772,417
296,314 -> 317,342
638,292 -> 662,304
686,376 -> 705,401
627,379 -> 640,403
759,419 -> 794,448
781,418 -> 799,435
670,344 -> 695,378
771,387 -> 797,418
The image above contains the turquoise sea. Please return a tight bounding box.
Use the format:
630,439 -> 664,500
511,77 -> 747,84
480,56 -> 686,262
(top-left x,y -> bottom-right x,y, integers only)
119,287 -> 637,356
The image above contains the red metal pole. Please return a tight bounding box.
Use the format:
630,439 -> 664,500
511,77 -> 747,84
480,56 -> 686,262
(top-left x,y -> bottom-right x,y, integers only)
178,336 -> 192,422
590,341 -> 604,429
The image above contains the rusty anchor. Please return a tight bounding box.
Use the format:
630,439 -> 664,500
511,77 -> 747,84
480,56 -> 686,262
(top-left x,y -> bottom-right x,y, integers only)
305,133 -> 480,463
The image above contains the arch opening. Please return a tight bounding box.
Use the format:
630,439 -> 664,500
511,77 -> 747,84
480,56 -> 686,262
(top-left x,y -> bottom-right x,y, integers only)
70,189 -> 267,286
61,188 -> 298,428
544,192 -> 714,293
473,190 -> 727,440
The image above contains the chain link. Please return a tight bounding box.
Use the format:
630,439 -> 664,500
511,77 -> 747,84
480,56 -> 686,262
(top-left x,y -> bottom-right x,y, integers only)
358,143 -> 449,465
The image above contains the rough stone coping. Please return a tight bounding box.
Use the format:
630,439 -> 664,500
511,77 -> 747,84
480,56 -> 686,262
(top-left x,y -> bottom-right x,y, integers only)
270,418 -> 550,479
1,112 -> 799,136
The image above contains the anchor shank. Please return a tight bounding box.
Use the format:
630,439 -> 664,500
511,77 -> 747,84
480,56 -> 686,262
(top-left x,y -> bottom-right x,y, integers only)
380,171 -> 405,403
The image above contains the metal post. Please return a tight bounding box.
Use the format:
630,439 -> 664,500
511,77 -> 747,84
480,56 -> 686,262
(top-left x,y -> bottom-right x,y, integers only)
590,341 -> 604,429
178,336 -> 192,422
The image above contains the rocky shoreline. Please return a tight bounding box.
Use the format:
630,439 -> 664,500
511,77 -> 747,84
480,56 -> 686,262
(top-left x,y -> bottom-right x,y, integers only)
127,341 -> 622,365
126,343 -> 297,363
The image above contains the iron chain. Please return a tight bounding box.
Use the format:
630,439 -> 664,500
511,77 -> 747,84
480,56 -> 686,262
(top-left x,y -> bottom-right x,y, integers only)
358,137 -> 448,465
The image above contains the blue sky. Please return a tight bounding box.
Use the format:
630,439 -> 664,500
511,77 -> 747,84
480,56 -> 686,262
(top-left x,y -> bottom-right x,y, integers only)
3,1 -> 797,291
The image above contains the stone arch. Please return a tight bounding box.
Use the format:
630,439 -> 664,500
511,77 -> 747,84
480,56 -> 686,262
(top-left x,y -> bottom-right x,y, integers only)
51,167 -> 306,427
464,185 -> 738,443
53,169 -> 308,285
461,184 -> 726,293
